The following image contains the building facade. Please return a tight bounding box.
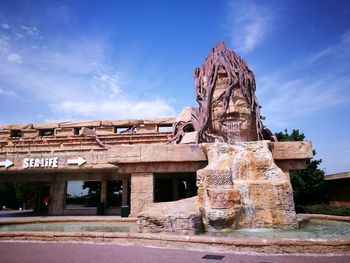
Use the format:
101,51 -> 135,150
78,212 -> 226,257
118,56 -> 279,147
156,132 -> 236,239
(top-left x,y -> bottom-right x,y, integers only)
325,172 -> 350,206
0,118 -> 312,216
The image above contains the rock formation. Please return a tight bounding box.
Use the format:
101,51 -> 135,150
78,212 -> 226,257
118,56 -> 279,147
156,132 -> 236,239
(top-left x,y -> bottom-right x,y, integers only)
137,196 -> 203,234
198,141 -> 298,231
138,43 -> 302,234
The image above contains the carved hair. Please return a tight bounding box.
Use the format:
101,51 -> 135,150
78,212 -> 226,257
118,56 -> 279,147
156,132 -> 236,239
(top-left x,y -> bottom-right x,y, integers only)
171,42 -> 273,143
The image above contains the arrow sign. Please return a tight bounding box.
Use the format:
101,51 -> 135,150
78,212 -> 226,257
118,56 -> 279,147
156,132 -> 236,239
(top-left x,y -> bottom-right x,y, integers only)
67,157 -> 86,166
0,160 -> 14,169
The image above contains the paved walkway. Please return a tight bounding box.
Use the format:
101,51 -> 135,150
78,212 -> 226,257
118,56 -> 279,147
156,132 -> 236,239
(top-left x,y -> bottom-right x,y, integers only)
0,241 -> 349,263
0,210 -> 136,222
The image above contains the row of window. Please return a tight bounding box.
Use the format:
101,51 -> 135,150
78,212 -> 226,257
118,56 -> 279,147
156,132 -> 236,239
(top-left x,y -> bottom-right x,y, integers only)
9,125 -> 173,138
64,176 -> 198,209
65,180 -> 125,209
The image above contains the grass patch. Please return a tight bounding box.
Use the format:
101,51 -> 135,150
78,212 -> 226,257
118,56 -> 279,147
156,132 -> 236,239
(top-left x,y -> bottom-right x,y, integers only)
297,204 -> 350,216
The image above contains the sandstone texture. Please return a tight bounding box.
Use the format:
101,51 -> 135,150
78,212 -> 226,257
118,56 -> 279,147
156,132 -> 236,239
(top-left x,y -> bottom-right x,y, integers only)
137,141 -> 299,234
197,141 -> 298,231
137,196 -> 203,235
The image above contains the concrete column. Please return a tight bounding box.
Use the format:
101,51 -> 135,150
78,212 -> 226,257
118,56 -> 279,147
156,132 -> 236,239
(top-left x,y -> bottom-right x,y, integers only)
100,180 -> 107,207
122,179 -> 128,206
172,178 -> 179,201
130,173 -> 154,217
49,176 -> 65,215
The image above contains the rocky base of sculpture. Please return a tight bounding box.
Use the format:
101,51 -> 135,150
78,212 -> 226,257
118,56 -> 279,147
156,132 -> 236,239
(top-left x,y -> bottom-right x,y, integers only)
137,141 -> 298,234
137,196 -> 203,235
198,141 -> 298,232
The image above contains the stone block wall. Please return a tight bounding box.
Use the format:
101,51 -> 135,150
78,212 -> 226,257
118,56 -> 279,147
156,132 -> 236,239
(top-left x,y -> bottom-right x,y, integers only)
130,173 -> 154,216
197,141 -> 298,232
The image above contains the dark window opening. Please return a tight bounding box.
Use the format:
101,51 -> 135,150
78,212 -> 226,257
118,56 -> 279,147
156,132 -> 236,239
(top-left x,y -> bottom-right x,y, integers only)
10,130 -> 22,138
154,173 -> 197,202
74,128 -> 81,135
114,126 -> 131,134
107,180 -> 123,208
39,129 -> 54,137
155,178 -> 173,202
65,181 -> 101,208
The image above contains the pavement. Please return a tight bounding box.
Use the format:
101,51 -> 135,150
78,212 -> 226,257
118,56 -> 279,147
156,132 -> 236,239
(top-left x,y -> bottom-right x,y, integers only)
0,241 -> 349,263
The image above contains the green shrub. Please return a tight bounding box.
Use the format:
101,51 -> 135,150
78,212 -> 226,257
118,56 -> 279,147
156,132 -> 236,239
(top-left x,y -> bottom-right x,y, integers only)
297,204 -> 350,216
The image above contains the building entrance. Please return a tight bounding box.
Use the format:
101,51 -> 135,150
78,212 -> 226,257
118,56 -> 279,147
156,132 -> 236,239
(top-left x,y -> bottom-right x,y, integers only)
34,184 -> 50,214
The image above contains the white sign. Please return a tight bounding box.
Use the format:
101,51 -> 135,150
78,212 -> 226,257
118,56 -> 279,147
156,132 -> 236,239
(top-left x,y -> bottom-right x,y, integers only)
67,157 -> 86,166
0,159 -> 13,169
23,157 -> 59,169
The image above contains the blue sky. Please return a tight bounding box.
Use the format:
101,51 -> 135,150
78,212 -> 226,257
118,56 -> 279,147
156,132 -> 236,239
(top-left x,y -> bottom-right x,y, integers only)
0,0 -> 349,174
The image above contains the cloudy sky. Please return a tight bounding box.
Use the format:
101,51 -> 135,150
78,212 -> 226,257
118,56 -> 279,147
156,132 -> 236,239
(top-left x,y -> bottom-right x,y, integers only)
0,0 -> 349,174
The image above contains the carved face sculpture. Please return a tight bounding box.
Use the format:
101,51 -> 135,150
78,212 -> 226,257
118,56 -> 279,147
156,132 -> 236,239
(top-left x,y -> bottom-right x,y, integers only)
170,42 -> 267,144
209,70 -> 258,142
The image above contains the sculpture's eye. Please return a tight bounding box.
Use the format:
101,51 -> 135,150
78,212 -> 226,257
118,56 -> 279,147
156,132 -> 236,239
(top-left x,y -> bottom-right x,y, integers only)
183,124 -> 195,133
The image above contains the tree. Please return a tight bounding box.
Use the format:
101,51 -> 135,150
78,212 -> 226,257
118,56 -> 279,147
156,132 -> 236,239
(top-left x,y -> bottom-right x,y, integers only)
275,129 -> 327,206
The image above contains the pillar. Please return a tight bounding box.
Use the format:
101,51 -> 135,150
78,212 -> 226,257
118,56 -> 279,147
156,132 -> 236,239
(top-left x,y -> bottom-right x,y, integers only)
49,175 -> 65,215
130,173 -> 154,217
122,179 -> 128,206
100,180 -> 107,208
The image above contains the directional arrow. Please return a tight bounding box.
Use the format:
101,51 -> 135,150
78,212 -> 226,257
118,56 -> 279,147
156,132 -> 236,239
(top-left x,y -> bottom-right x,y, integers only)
0,160 -> 14,169
67,157 -> 86,166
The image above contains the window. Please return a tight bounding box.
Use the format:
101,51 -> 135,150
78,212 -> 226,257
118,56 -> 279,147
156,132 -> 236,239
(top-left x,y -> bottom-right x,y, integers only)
73,128 -> 81,135
65,181 -> 101,208
39,129 -> 54,137
157,125 -> 173,133
114,126 -> 130,134
154,173 -> 197,202
10,130 -> 22,138
107,180 -> 123,208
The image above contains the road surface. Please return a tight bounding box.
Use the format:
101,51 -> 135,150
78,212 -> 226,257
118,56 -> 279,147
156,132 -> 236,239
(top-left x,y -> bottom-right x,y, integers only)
0,241 -> 349,263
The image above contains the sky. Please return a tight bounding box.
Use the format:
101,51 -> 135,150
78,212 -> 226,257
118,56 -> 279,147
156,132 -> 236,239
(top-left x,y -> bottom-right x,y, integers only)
0,0 -> 349,174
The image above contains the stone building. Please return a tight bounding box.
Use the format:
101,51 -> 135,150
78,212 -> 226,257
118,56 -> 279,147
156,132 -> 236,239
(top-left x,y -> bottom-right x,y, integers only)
0,118 -> 311,217
325,172 -> 350,206
0,43 -> 313,224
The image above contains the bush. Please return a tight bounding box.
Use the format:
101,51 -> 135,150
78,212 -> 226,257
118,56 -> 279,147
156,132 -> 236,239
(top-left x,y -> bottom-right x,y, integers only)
297,204 -> 350,216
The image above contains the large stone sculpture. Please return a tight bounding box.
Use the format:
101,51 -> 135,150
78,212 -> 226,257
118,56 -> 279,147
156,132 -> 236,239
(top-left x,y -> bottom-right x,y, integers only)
138,43 -> 299,234
170,42 -> 275,144
197,141 -> 298,231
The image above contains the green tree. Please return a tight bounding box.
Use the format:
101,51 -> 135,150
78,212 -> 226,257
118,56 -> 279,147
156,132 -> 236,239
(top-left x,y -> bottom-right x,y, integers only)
275,129 -> 327,206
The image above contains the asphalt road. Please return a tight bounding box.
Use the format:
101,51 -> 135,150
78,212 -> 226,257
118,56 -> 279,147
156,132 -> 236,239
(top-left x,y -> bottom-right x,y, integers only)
0,241 -> 349,263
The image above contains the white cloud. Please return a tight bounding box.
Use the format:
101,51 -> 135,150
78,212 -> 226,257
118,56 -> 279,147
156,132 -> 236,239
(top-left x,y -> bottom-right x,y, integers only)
257,30 -> 350,130
6,53 -> 22,64
225,1 -> 276,54
20,26 -> 40,36
0,37 -> 10,54
90,72 -> 121,98
0,86 -> 16,97
306,30 -> 350,65
0,23 -> 176,122
260,75 -> 350,127
1,23 -> 10,29
50,98 -> 175,120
